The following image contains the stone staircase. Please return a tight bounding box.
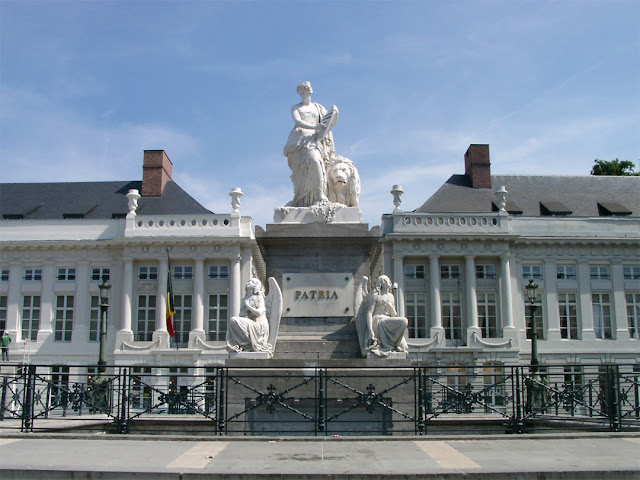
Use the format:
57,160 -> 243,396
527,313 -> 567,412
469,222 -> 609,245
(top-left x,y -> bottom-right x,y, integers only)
274,316 -> 361,360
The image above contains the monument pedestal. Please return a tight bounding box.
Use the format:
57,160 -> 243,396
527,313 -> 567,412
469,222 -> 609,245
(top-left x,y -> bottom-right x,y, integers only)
255,222 -> 379,361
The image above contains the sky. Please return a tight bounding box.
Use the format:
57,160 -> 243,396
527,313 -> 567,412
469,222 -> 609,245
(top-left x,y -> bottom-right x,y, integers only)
1,1 -> 638,227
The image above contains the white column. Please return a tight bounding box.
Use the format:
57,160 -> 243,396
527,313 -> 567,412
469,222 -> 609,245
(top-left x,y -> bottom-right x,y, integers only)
229,256 -> 242,318
37,263 -> 55,342
191,257 -> 205,339
465,255 -> 480,343
74,261 -> 90,342
393,255 -> 405,317
577,260 -> 595,340
500,255 -> 514,331
6,263 -> 22,340
156,258 -> 168,333
611,262 -> 630,340
121,259 -> 133,332
429,255 -> 443,334
544,260 -> 561,340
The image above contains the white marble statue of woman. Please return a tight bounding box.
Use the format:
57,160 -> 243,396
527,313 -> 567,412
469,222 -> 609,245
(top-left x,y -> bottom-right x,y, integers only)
226,278 -> 273,355
284,81 -> 339,207
355,275 -> 409,357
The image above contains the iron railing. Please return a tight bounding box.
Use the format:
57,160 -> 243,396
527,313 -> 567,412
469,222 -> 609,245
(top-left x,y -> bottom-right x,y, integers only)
0,363 -> 638,436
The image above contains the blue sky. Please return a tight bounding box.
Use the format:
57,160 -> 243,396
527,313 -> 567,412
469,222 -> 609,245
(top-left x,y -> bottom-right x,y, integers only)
1,1 -> 638,227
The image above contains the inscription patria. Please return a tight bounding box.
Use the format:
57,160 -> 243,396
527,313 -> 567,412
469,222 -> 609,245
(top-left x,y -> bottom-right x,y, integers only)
283,273 -> 354,317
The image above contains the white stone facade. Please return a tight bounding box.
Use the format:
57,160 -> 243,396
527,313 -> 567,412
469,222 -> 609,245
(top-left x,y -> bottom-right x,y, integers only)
377,211 -> 640,366
0,212 -> 263,369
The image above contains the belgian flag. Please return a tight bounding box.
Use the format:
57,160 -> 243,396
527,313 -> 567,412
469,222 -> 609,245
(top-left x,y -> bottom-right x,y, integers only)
166,267 -> 175,338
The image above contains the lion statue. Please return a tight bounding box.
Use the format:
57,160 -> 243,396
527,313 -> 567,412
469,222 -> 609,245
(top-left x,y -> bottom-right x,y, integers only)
326,156 -> 361,208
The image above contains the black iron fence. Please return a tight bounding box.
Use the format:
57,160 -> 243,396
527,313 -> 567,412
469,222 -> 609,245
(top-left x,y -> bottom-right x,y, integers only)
0,363 -> 638,436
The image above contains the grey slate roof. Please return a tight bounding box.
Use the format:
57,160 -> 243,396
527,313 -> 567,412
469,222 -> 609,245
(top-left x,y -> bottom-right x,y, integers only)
0,180 -> 211,220
417,174 -> 640,217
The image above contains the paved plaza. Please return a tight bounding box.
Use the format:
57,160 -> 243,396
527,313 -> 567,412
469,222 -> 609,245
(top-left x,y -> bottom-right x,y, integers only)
0,432 -> 639,479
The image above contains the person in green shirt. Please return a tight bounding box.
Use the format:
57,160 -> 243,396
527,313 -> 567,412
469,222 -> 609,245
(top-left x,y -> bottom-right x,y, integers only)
1,332 -> 10,361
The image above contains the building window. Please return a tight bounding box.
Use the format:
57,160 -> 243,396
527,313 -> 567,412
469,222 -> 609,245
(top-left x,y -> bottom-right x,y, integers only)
522,265 -> 542,280
208,294 -> 228,341
0,296 -> 6,332
405,265 -> 425,279
558,292 -> 579,339
442,293 -> 462,343
50,366 -> 70,408
173,266 -> 193,281
475,265 -> 496,279
172,295 -> 192,347
483,362 -> 506,409
477,293 -> 498,338
91,268 -> 110,281
131,367 -> 153,410
22,295 -> 40,341
89,296 -> 100,342
54,295 -> 74,342
406,292 -> 427,338
136,295 -> 156,341
24,268 -> 42,281
138,266 -> 158,281
627,293 -> 640,339
56,268 -> 76,281
525,293 -> 544,340
208,265 -> 229,279
0,269 -> 9,281
624,266 -> 640,280
590,265 -> 610,280
592,293 -> 612,339
557,265 -> 576,280
440,265 -> 460,279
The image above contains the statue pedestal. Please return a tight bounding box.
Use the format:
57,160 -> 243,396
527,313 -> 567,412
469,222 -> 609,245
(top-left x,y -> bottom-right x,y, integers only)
366,351 -> 408,360
274,205 -> 361,224
227,351 -> 270,360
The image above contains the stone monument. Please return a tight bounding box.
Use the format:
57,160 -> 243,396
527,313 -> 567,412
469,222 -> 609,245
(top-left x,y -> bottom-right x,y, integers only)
277,81 -> 361,224
244,82 -> 407,365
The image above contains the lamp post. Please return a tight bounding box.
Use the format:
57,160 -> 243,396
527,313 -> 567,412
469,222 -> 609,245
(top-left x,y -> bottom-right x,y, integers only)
98,277 -> 111,374
90,277 -> 111,414
525,279 -> 539,373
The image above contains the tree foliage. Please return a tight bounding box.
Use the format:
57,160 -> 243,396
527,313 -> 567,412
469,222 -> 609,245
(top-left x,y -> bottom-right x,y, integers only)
590,159 -> 639,176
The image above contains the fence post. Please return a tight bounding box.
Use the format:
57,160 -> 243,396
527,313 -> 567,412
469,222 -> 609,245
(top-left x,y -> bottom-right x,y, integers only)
609,365 -> 621,432
21,365 -> 35,432
316,368 -> 325,435
0,376 -> 8,421
511,366 -> 524,434
416,367 -> 425,435
217,368 -> 226,434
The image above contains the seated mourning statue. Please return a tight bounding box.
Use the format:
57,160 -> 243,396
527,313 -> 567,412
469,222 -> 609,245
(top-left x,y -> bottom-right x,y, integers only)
354,275 -> 409,357
226,277 -> 282,358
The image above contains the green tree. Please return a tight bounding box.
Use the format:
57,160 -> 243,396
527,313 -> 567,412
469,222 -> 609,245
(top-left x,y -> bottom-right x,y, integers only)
590,159 -> 639,176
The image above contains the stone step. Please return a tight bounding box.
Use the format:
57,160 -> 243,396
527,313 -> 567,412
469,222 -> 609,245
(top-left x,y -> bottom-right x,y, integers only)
278,317 -> 357,338
273,337 -> 362,360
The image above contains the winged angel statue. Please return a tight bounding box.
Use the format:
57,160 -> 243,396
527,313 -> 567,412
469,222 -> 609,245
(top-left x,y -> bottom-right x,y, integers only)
226,277 -> 283,358
354,275 -> 409,357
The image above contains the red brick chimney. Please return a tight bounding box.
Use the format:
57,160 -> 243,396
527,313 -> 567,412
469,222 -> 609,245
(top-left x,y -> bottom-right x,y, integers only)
464,144 -> 491,189
141,150 -> 173,197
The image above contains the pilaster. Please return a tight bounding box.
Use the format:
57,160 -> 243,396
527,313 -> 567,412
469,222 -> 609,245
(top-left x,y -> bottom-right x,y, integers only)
393,255 -> 405,317
465,255 -> 480,344
611,262 -> 631,340
36,263 -> 55,342
577,260 -> 596,340
544,259 -> 561,340
429,254 -> 444,343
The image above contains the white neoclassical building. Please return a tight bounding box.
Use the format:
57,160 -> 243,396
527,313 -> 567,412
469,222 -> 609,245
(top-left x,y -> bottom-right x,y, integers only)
1,145 -> 639,377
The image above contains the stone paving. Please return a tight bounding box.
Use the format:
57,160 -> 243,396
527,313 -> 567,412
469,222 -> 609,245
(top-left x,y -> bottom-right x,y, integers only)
0,432 -> 639,479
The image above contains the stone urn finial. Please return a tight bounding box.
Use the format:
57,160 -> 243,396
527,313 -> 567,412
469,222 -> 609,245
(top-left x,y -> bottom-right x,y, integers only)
230,187 -> 243,214
391,185 -> 404,212
495,186 -> 508,213
126,189 -> 141,218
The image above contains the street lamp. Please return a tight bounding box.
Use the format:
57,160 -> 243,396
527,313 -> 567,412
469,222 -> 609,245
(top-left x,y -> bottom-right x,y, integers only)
525,279 -> 539,373
97,277 -> 111,374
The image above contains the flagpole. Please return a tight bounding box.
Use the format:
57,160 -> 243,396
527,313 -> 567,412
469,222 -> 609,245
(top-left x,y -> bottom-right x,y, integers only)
165,248 -> 177,348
